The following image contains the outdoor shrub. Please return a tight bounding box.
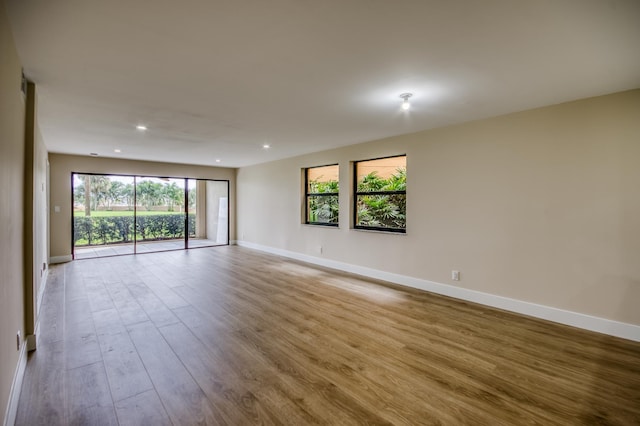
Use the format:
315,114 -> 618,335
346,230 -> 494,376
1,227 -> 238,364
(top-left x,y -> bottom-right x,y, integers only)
166,214 -> 186,238
74,213 -> 193,246
188,214 -> 196,237
112,216 -> 134,242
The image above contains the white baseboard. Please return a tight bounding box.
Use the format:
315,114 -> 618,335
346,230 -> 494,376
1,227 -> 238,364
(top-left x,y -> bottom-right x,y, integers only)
237,241 -> 640,342
49,254 -> 72,264
32,267 -> 48,351
3,343 -> 27,426
25,335 -> 37,352
36,268 -> 48,321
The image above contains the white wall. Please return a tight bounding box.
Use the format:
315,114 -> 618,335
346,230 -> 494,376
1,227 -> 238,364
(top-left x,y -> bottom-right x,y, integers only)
0,4 -> 27,422
237,90 -> 640,329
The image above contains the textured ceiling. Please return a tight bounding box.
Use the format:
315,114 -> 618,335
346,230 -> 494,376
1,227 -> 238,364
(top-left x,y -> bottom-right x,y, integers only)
6,0 -> 640,167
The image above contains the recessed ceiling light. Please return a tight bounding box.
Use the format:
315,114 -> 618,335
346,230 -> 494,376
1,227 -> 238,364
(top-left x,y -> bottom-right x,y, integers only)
136,124 -> 147,131
262,144 -> 270,149
215,159 -> 221,163
89,152 -> 98,156
114,148 -> 121,153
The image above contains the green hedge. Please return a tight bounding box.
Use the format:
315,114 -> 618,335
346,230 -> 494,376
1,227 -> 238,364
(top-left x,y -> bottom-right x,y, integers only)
74,214 -> 196,246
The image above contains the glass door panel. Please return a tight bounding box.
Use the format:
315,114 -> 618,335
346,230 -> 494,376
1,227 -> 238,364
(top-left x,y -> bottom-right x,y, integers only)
187,179 -> 198,247
72,174 -> 136,259
135,177 -> 186,254
188,179 -> 229,248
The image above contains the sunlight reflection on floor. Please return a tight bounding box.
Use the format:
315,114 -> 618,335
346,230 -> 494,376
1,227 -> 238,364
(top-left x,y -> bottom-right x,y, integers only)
322,276 -> 408,304
269,261 -> 408,304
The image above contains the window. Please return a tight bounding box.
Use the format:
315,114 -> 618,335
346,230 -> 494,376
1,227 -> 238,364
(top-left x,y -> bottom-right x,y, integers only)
354,155 -> 406,232
305,164 -> 339,226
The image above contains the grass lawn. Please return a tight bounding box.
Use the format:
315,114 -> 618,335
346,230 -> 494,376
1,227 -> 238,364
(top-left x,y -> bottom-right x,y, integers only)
74,210 -> 186,217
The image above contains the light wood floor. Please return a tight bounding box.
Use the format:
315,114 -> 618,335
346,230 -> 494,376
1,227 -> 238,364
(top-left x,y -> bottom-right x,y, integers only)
16,246 -> 640,425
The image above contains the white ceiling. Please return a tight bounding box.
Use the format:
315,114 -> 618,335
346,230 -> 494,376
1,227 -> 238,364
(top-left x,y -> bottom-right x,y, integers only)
6,0 -> 640,168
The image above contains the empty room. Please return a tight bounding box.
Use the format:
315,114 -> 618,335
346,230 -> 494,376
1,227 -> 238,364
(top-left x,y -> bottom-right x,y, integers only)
1,1 -> 639,425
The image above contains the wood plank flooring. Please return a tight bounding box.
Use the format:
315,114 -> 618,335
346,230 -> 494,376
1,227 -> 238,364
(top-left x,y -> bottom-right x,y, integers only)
15,246 -> 640,425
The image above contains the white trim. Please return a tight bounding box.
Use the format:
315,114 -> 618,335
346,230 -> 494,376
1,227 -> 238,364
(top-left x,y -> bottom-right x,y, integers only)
3,343 -> 27,426
31,312 -> 42,352
49,255 -> 72,264
25,335 -> 37,352
237,241 -> 640,342
26,278 -> 46,352
36,268 -> 48,319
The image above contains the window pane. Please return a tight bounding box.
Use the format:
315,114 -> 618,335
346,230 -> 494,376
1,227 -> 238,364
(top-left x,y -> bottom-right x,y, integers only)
307,194 -> 339,224
135,177 -> 186,254
307,164 -> 339,193
356,156 -> 406,192
188,180 -> 229,248
356,194 -> 406,229
306,164 -> 339,226
72,174 -> 136,258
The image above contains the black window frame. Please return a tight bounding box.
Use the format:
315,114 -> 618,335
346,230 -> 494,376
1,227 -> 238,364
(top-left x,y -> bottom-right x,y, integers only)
353,154 -> 406,233
304,164 -> 339,227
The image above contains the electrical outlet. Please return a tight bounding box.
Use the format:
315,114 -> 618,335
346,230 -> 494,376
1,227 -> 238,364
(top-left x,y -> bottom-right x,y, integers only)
318,245 -> 323,254
16,331 -> 21,351
451,270 -> 460,281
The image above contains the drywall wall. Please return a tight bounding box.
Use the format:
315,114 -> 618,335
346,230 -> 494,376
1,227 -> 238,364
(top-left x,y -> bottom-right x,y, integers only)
48,154 -> 236,259
23,83 -> 49,346
0,4 -> 26,422
33,116 -> 48,323
237,90 -> 640,326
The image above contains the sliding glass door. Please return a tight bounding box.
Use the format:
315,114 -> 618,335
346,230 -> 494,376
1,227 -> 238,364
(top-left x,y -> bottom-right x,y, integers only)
73,174 -> 136,258
135,177 -> 187,254
72,173 -> 228,259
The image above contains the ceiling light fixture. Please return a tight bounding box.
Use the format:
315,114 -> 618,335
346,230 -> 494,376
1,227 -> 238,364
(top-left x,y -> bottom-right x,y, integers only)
114,148 -> 121,153
262,144 -> 270,149
215,159 -> 221,163
399,93 -> 413,110
136,124 -> 147,131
